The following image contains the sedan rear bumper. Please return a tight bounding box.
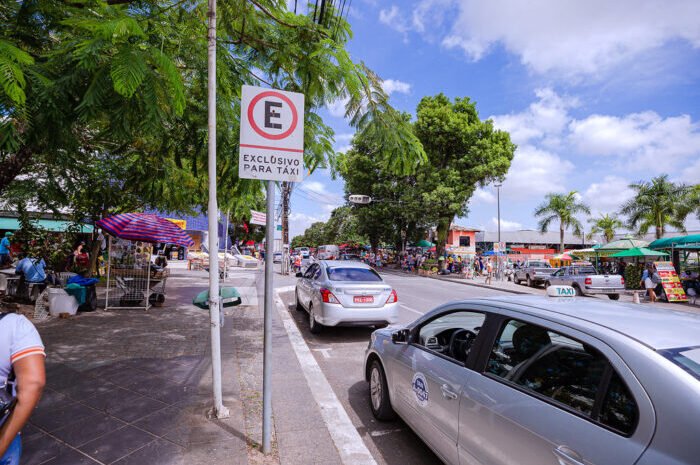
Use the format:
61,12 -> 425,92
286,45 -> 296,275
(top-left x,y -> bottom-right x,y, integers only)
584,286 -> 624,295
316,302 -> 399,327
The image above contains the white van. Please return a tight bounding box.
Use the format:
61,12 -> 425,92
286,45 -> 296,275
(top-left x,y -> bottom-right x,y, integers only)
317,245 -> 340,260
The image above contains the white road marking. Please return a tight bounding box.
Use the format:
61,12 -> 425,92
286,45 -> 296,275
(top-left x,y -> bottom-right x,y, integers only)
313,348 -> 333,359
399,303 -> 423,315
369,428 -> 403,437
274,286 -> 377,465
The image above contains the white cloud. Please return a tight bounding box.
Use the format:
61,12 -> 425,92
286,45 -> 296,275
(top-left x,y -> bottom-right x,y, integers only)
500,145 -> 575,199
379,5 -> 411,34
424,0 -> 700,79
382,79 -> 412,95
569,112 -> 700,171
326,97 -> 349,118
289,212 -> 325,238
303,181 -> 332,197
472,187 -> 496,204
491,217 -> 522,231
581,176 -> 635,216
679,158 -> 700,184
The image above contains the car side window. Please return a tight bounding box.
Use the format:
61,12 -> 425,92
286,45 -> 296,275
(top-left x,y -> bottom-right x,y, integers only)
417,311 -> 485,364
486,319 -> 607,417
599,372 -> 638,435
303,264 -> 318,279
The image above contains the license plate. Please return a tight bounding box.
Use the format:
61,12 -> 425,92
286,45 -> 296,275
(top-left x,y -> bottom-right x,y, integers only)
354,296 -> 374,303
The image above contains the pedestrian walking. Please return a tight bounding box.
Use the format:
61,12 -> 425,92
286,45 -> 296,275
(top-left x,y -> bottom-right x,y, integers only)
0,233 -> 12,269
641,264 -> 657,303
0,312 -> 46,465
485,259 -> 493,285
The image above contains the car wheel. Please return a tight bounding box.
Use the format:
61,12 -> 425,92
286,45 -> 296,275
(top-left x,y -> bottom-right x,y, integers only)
573,285 -> 583,296
526,275 -> 533,287
308,304 -> 323,334
608,294 -> 620,300
514,276 -> 521,285
544,281 -> 551,288
295,289 -> 304,311
369,360 -> 396,421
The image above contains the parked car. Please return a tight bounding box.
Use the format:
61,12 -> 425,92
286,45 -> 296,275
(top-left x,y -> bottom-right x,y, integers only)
317,244 -> 340,260
294,247 -> 310,259
364,293 -> 700,465
273,251 -> 283,263
295,260 -> 398,334
546,265 -> 624,299
513,260 -> 555,286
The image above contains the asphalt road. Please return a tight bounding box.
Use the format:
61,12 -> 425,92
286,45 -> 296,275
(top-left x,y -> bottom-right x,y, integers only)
277,271 -> 508,465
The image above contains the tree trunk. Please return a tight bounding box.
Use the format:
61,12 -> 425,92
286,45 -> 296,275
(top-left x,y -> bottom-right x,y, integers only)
559,222 -> 565,253
655,225 -> 663,240
0,145 -> 33,195
435,217 -> 451,262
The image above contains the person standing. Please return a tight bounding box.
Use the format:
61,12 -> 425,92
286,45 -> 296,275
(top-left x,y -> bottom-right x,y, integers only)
641,264 -> 656,303
0,312 -> 46,465
485,259 -> 493,285
0,233 -> 12,268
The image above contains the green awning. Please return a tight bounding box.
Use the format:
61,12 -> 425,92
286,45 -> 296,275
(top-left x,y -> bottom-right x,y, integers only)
649,234 -> 700,249
610,247 -> 669,258
598,236 -> 649,250
415,240 -> 434,247
0,217 -> 93,233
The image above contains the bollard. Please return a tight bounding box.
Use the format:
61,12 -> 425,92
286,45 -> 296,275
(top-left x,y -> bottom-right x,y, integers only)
632,291 -> 640,304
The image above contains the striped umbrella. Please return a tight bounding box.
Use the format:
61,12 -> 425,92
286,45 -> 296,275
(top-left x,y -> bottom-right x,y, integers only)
96,213 -> 194,247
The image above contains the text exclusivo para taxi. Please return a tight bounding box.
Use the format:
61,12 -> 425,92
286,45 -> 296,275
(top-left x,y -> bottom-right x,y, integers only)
364,286 -> 700,465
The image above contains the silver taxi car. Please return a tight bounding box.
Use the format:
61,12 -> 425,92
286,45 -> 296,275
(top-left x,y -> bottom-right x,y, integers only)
296,260 -> 398,333
364,294 -> 700,465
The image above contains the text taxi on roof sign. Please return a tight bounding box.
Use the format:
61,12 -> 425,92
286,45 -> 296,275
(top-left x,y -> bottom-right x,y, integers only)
546,285 -> 577,297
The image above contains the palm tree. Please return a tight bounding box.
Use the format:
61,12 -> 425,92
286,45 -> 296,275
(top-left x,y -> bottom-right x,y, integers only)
534,191 -> 591,252
619,175 -> 691,239
587,214 -> 624,243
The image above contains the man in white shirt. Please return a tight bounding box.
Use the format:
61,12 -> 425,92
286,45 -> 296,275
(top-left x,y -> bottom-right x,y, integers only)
0,313 -> 46,465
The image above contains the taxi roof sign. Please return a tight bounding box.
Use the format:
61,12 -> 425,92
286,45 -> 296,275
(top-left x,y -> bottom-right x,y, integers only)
547,285 -> 576,297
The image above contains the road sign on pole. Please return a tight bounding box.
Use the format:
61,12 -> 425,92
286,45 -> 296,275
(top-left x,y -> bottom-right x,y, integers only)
239,85 -> 304,454
239,85 -> 305,182
250,210 -> 267,226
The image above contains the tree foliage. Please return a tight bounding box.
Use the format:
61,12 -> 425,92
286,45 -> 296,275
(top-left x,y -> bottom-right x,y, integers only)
620,175 -> 693,239
587,213 -> 623,243
291,206 -> 367,249
534,191 -> 591,252
0,0 -> 424,222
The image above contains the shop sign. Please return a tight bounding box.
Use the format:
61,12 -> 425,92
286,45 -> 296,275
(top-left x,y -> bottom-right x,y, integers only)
654,261 -> 688,302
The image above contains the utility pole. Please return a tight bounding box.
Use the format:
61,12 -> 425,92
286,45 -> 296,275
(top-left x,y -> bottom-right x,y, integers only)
206,0 -> 228,419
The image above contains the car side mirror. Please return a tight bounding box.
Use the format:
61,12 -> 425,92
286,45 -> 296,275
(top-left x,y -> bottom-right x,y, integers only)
295,272 -> 303,278
391,329 -> 409,345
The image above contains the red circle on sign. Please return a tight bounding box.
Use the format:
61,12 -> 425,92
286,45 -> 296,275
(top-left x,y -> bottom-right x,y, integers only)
247,91 -> 298,140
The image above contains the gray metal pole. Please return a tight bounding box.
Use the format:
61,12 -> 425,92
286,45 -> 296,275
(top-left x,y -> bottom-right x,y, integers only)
262,181 -> 274,453
206,0 -> 228,420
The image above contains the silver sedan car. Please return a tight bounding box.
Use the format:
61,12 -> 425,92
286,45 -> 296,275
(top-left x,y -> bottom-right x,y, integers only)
295,260 -> 398,333
364,294 -> 700,465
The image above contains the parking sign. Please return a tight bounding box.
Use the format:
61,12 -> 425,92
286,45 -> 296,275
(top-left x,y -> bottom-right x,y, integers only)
239,85 -> 305,182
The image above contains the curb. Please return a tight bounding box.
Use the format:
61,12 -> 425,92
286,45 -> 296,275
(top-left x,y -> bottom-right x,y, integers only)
379,268 -> 532,295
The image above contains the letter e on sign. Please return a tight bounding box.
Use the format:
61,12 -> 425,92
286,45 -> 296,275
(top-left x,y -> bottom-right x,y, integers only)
239,85 -> 305,182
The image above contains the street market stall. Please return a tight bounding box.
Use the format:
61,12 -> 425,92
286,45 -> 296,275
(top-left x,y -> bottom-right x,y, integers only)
97,213 -> 194,311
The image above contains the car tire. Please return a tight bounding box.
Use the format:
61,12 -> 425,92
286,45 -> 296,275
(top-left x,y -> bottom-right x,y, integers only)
369,360 -> 396,421
526,275 -> 533,287
608,294 -> 620,300
308,304 -> 323,334
295,290 -> 304,311
573,285 -> 583,296
514,276 -> 521,285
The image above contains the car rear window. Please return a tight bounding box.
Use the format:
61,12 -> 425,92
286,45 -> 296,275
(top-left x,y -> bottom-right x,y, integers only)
573,266 -> 597,274
327,267 -> 382,282
659,346 -> 700,381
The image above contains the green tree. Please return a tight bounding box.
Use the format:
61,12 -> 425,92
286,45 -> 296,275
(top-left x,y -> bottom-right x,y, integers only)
534,191 -> 591,252
619,175 -> 691,239
587,213 -> 624,243
413,94 -> 516,257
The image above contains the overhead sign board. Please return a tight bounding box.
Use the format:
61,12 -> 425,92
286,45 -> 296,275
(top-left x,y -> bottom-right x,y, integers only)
239,85 -> 305,182
250,210 -> 267,226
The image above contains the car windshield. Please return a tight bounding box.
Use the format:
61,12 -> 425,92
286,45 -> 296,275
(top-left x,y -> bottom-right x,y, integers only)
573,266 -> 597,274
659,346 -> 700,381
327,267 -> 382,282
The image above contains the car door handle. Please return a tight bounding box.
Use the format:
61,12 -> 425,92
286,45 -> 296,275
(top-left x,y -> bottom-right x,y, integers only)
440,384 -> 458,400
553,446 -> 585,465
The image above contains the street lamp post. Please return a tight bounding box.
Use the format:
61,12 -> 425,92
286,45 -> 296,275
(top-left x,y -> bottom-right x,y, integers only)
495,183 -> 502,280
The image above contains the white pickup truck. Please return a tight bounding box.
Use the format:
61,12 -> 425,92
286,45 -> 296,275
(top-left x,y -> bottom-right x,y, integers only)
545,265 -> 625,300
513,260 -> 556,287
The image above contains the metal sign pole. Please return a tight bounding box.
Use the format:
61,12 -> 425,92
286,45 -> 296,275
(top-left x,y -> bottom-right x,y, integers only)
262,181 -> 274,453
206,0 -> 228,420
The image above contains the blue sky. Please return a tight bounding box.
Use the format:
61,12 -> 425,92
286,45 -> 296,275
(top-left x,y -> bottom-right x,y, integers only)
285,0 -> 700,238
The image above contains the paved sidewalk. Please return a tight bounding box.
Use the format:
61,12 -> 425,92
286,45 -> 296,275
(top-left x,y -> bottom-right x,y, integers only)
23,266 -> 253,465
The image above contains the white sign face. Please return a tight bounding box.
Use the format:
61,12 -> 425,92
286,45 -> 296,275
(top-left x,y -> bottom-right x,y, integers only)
239,85 -> 305,182
250,210 -> 267,226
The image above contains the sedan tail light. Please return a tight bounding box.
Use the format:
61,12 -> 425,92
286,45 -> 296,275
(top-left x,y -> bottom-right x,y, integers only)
584,277 -> 592,285
386,289 -> 398,304
621,276 -> 625,286
320,288 -> 340,304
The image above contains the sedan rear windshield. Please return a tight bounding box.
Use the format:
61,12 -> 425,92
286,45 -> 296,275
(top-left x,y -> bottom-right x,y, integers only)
327,267 -> 382,282
659,346 -> 700,381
